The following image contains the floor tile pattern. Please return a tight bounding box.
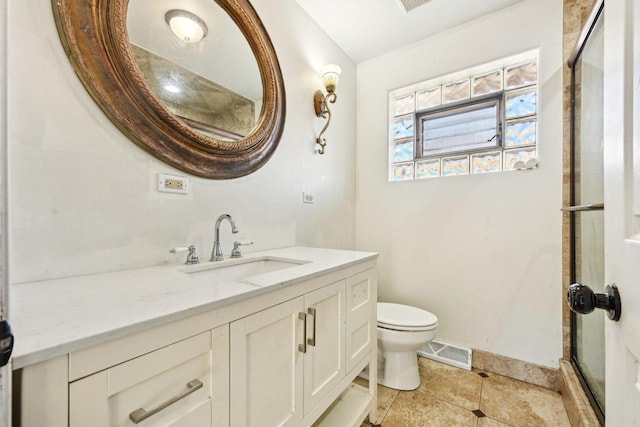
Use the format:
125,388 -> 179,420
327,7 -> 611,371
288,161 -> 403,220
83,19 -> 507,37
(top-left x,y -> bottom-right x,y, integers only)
358,357 -> 571,426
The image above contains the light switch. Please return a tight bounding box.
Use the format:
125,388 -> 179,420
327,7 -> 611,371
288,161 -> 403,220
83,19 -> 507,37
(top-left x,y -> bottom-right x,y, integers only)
303,192 -> 314,204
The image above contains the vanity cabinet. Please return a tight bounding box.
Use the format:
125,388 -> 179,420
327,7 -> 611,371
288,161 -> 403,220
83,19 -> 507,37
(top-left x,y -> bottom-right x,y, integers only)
14,254 -> 377,427
230,280 -> 345,426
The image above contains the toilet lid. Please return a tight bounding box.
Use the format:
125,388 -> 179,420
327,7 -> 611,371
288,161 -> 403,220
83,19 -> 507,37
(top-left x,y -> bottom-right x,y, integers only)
377,302 -> 438,329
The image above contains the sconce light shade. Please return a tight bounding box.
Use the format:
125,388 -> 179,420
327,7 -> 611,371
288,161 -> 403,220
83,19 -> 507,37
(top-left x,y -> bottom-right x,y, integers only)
321,64 -> 342,93
314,64 -> 342,155
165,10 -> 208,43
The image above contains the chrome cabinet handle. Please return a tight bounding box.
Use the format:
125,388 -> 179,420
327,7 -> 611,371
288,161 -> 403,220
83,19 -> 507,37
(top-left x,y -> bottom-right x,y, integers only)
129,379 -> 203,424
307,307 -> 316,347
298,312 -> 307,353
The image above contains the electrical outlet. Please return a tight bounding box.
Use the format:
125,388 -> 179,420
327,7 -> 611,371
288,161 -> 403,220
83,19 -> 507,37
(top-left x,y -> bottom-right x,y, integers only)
164,179 -> 183,190
158,174 -> 188,194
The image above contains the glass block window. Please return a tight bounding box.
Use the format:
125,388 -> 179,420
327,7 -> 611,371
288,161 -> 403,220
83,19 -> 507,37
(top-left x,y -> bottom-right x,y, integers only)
393,139 -> 414,162
442,155 -> 469,176
472,70 -> 502,96
505,62 -> 537,89
394,115 -> 414,139
504,147 -> 537,170
393,163 -> 414,181
416,159 -> 440,179
416,87 -> 441,110
394,94 -> 415,116
505,88 -> 537,118
471,151 -> 502,174
505,119 -> 536,147
388,51 -> 538,181
443,79 -> 470,104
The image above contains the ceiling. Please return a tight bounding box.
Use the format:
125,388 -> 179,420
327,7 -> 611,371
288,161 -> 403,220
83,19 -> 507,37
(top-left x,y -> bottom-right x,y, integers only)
295,0 -> 523,63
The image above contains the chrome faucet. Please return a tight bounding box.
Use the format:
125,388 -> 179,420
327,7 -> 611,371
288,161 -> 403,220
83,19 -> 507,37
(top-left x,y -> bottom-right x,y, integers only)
211,214 -> 239,261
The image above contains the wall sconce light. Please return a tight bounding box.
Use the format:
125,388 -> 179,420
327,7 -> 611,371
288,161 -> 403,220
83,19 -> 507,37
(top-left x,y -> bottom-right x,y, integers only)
165,10 -> 208,43
313,64 -> 342,154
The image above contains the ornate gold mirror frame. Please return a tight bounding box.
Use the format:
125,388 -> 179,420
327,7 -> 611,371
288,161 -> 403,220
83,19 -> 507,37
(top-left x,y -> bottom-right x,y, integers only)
52,0 -> 285,179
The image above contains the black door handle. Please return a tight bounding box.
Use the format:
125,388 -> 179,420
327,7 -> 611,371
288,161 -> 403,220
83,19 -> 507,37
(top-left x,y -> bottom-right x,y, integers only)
0,320 -> 13,367
567,283 -> 621,321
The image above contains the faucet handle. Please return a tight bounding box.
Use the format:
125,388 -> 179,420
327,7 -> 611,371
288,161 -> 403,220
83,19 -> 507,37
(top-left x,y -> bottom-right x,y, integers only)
230,241 -> 253,258
169,245 -> 200,265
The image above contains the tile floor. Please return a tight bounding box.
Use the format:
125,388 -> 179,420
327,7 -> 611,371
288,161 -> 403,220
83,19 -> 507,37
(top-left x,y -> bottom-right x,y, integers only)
357,357 -> 571,426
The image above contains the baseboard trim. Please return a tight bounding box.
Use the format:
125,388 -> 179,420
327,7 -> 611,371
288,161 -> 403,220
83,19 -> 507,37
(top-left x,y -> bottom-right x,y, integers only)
471,349 -> 561,391
559,359 -> 601,426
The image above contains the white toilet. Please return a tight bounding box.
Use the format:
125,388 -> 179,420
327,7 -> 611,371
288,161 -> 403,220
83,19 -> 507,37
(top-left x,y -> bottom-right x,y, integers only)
377,302 -> 438,390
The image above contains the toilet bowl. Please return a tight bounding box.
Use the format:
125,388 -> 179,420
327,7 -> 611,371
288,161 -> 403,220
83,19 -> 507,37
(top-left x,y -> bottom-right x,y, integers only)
377,302 -> 438,390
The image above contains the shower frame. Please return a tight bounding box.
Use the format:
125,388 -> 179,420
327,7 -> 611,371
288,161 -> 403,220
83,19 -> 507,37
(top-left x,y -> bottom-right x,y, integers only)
566,0 -> 605,423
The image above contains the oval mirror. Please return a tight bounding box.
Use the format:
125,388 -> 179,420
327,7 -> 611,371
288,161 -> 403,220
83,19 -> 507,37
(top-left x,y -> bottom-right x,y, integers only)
52,0 -> 285,179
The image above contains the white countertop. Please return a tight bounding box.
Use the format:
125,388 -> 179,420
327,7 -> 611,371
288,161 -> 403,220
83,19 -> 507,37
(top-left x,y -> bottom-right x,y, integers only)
10,246 -> 377,369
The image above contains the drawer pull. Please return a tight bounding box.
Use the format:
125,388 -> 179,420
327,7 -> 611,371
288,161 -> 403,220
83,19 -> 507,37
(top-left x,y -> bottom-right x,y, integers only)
129,379 -> 203,424
307,307 -> 316,347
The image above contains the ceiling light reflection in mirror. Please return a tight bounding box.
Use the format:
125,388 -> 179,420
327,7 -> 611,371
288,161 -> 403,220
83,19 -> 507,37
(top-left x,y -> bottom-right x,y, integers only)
165,9 -> 208,43
127,0 -> 263,141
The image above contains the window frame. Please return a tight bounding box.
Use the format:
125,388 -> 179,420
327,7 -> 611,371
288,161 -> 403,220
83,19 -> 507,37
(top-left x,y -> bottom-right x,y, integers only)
415,92 -> 504,158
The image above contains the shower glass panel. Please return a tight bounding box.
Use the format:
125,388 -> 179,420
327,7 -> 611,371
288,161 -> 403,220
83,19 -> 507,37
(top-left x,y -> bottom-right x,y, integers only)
569,4 -> 604,421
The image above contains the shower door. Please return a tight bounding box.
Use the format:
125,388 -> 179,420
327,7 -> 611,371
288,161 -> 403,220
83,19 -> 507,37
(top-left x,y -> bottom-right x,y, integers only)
567,0 -> 605,422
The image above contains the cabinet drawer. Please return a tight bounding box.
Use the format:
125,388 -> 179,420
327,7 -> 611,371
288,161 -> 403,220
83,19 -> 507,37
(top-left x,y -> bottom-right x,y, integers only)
70,332 -> 213,427
345,269 -> 376,372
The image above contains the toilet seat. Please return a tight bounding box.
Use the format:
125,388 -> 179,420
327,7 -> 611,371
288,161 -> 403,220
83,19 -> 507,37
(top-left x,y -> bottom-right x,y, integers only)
377,302 -> 438,332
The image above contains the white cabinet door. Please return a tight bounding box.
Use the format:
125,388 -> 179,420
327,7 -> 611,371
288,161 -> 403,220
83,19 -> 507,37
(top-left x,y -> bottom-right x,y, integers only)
345,269 -> 376,372
303,280 -> 345,414
230,297 -> 305,427
70,331 -> 214,427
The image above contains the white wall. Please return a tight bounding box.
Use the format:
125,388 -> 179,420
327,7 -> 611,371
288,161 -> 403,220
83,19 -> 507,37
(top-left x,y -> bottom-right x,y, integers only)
355,0 -> 563,368
8,0 -> 356,283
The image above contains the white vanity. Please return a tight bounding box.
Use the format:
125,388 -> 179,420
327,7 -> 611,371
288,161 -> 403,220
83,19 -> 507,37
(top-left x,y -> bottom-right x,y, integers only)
11,247 -> 378,427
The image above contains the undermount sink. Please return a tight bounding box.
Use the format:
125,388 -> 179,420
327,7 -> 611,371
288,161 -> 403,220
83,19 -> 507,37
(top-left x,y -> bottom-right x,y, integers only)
182,256 -> 308,283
